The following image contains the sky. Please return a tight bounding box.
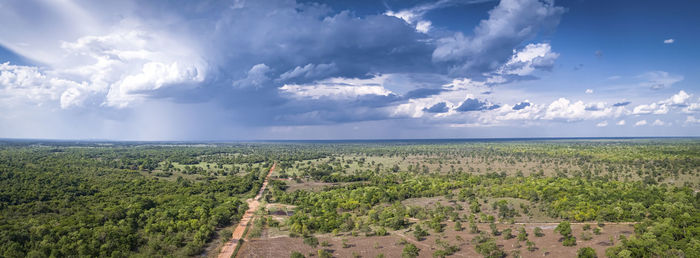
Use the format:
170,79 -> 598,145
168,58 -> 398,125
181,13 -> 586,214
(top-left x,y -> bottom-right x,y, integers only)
0,0 -> 699,140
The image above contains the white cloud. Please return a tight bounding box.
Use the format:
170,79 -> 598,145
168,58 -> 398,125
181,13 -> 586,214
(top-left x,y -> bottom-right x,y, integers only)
415,20 -> 432,33
652,119 -> 667,126
585,89 -> 594,94
0,62 -> 89,109
233,63 -> 271,89
280,75 -> 393,100
107,61 -> 205,107
278,63 -> 337,81
664,38 -> 674,44
632,90 -> 692,115
617,120 -> 626,125
497,43 -> 559,76
684,103 -> 700,113
632,103 -> 668,115
384,0 -> 481,33
432,0 -> 565,75
543,98 -> 613,121
638,71 -> 683,90
686,116 -> 700,124
634,120 -> 647,126
596,121 -> 608,127
664,90 -> 691,105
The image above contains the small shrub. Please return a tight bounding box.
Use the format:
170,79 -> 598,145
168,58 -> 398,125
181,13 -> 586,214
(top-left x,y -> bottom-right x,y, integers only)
502,228 -> 514,239
290,251 -> 305,258
534,227 -> 544,237
402,243 -> 420,258
577,247 -> 597,258
563,236 -> 577,246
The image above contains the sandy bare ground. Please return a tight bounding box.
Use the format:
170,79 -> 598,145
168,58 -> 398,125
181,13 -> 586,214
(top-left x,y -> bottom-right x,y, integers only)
238,221 -> 635,258
218,163 -> 276,258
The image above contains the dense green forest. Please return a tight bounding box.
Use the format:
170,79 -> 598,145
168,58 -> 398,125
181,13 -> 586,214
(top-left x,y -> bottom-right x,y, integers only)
0,139 -> 698,257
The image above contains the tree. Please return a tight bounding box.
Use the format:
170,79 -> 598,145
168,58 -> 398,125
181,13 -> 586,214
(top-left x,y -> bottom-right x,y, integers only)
517,227 -> 528,241
555,221 -> 572,237
290,251 -> 305,258
402,243 -> 420,258
413,225 -> 428,240
555,221 -> 576,246
577,247 -> 597,258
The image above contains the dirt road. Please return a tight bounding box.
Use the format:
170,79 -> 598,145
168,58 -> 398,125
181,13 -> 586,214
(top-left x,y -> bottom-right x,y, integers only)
218,163 -> 276,258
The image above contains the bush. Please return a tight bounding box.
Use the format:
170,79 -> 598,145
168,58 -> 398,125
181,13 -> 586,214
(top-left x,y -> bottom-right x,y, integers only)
220,229 -> 232,243
290,251 -> 305,258
414,224 -> 429,240
593,227 -> 601,235
402,243 -> 420,258
303,236 -> 319,248
577,247 -> 597,258
534,227 -> 544,237
581,232 -> 593,241
502,228 -> 514,239
517,227 -> 528,241
563,236 -> 577,246
317,249 -> 332,258
526,241 -> 536,252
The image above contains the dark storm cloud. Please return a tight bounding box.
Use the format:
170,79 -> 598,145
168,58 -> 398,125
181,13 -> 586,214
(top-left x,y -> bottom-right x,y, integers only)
512,101 -> 530,110
613,101 -> 631,107
423,102 -> 450,113
404,88 -> 446,99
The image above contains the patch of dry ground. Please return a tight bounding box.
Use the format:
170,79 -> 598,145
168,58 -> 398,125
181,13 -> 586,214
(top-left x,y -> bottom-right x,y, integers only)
238,222 -> 634,257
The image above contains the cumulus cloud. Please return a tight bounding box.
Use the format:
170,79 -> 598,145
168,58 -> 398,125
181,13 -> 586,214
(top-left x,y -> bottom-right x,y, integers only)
0,62 -> 89,108
596,121 -> 608,127
280,75 -> 394,100
632,90 -> 692,115
664,38 -> 674,44
432,0 -> 565,76
585,89 -> 593,94
617,120 -> 625,125
635,120 -> 647,126
497,43 -> 559,76
232,64 -> 272,89
543,98 -> 613,121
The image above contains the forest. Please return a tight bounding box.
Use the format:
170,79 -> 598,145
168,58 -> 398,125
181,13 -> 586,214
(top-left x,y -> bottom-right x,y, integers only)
0,138 -> 698,257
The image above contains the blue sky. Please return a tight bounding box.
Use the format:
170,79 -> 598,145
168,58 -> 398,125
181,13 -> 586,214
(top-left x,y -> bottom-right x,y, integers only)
0,0 -> 698,140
